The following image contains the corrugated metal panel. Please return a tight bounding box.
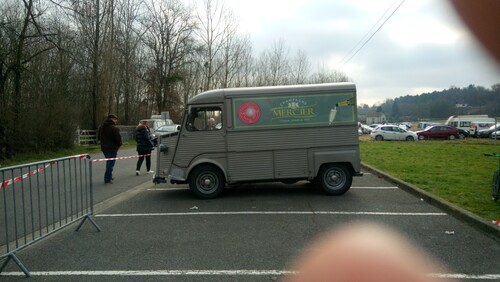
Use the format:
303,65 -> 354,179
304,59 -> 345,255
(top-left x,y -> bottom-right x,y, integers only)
225,125 -> 358,182
274,150 -> 308,178
228,152 -> 274,181
174,133 -> 226,167
227,125 -> 358,152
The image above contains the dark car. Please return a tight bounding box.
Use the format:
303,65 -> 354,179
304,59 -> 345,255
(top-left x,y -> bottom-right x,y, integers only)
416,125 -> 460,140
477,124 -> 500,138
457,128 -> 470,138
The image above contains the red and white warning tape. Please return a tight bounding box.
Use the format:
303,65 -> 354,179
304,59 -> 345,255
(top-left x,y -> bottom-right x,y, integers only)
1,154 -> 148,189
1,162 -> 55,189
1,154 -> 88,189
91,154 -> 151,163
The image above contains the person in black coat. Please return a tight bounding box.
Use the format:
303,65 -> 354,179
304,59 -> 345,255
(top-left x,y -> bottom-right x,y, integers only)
97,114 -> 122,184
135,121 -> 154,175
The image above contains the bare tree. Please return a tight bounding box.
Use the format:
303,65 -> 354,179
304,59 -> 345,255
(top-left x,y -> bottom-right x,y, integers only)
216,31 -> 255,88
290,49 -> 311,84
195,0 -> 239,91
255,39 -> 291,86
0,0 -> 60,156
232,35 -> 255,87
179,50 -> 204,105
309,64 -> 350,84
59,0 -> 115,129
142,0 -> 197,117
114,0 -> 146,123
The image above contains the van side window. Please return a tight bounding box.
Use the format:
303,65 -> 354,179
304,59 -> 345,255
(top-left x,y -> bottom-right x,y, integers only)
186,106 -> 222,131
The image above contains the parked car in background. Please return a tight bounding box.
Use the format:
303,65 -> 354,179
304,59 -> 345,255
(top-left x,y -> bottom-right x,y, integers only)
469,121 -> 496,137
370,125 -> 418,141
140,118 -> 169,132
369,124 -> 383,130
457,128 -> 470,139
151,124 -> 180,145
399,122 -> 412,129
491,131 -> 500,139
446,115 -> 494,133
417,121 -> 441,130
415,125 -> 460,140
358,123 -> 372,134
477,124 -> 500,138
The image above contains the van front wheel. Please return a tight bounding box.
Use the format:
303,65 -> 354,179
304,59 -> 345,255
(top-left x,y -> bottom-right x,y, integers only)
189,165 -> 224,199
317,164 -> 352,195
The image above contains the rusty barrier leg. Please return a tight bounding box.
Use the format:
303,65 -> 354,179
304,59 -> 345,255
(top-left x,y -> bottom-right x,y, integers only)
0,154 -> 101,277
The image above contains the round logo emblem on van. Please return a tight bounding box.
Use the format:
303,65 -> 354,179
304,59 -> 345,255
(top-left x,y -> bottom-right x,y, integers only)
238,101 -> 261,125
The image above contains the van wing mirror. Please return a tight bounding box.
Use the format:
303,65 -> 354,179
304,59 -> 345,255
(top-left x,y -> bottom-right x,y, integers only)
159,144 -> 168,154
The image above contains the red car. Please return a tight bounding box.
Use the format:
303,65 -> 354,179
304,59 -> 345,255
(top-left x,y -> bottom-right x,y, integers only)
416,125 -> 460,140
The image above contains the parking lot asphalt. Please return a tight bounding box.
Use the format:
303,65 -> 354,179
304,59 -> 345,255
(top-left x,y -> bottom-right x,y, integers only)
1,163 -> 499,281
362,163 -> 500,238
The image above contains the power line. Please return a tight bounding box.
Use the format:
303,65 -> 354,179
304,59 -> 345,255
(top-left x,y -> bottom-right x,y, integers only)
337,0 -> 405,70
337,0 -> 399,68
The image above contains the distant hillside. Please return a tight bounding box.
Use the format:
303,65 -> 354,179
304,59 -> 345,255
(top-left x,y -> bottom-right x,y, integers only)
358,84 -> 500,122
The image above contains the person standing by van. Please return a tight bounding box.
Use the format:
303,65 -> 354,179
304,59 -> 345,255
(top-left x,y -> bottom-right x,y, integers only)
135,121 -> 155,175
97,114 -> 122,184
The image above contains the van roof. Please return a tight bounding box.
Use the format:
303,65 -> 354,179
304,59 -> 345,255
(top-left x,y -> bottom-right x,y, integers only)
188,83 -> 356,105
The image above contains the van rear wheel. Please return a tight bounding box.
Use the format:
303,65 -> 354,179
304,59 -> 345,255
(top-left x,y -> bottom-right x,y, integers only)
189,165 -> 224,199
317,164 -> 352,195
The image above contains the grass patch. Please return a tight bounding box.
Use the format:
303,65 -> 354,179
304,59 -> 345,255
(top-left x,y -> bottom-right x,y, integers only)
360,137 -> 500,221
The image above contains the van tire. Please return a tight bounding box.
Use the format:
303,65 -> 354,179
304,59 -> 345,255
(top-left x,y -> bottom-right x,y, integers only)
189,165 -> 225,199
317,164 -> 352,195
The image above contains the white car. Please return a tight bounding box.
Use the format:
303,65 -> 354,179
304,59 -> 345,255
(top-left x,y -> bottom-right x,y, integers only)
370,125 -> 418,141
491,131 -> 500,139
358,123 -> 372,134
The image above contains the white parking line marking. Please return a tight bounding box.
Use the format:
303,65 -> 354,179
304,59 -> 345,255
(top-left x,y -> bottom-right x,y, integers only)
428,273 -> 500,280
1,271 -> 498,279
147,188 -> 187,191
96,211 -> 447,217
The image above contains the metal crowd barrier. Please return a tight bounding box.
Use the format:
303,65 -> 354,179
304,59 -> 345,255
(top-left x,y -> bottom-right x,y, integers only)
0,154 -> 101,277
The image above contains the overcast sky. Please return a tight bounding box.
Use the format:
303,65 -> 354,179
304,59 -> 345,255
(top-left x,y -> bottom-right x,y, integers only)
223,0 -> 499,106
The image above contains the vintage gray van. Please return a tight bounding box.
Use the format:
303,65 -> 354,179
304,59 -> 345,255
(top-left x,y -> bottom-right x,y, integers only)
154,83 -> 362,198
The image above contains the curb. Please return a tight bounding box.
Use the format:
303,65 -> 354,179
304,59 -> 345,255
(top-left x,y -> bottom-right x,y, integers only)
93,180 -> 155,214
361,163 -> 500,239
